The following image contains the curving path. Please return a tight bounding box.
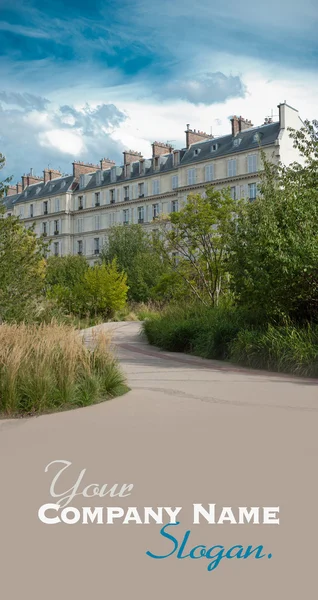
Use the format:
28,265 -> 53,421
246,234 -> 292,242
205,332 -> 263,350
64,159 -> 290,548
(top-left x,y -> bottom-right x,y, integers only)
0,321 -> 317,599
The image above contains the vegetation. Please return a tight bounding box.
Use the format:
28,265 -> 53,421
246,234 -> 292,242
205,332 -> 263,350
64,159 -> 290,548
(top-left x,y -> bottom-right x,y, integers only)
0,322 -> 128,416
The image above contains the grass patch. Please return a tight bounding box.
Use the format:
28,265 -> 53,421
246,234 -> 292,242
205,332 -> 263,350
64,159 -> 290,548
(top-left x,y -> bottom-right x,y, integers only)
143,306 -> 318,377
0,322 -> 128,417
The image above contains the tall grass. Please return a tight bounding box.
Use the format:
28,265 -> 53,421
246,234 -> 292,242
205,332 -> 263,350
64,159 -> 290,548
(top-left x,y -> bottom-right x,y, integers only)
0,322 -> 128,416
143,306 -> 318,377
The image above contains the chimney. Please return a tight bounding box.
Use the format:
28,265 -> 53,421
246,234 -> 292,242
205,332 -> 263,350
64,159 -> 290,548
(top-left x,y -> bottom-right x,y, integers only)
21,170 -> 43,190
185,125 -> 213,149
43,168 -> 62,184
231,115 -> 253,136
123,150 -> 143,165
72,161 -> 99,178
151,141 -> 173,158
6,185 -> 17,197
100,158 -> 116,170
16,182 -> 23,194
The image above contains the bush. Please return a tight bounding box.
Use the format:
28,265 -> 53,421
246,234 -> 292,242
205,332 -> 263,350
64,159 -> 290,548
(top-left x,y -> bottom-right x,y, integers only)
0,323 -> 128,416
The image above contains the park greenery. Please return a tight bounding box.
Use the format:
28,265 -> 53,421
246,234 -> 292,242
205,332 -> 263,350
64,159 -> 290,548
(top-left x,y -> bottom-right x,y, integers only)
0,119 -> 318,380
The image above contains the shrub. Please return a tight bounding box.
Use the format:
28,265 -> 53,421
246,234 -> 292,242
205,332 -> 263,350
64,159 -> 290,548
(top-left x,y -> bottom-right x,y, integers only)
0,322 -> 128,416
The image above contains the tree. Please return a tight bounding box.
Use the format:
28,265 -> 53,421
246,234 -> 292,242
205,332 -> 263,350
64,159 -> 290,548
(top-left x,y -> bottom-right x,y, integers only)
101,224 -> 167,302
228,120 -> 318,323
0,153 -> 12,199
76,261 -> 128,318
157,187 -> 236,306
0,153 -> 46,322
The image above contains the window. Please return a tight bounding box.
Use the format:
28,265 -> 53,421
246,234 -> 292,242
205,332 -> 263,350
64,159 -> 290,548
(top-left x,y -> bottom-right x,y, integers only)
171,200 -> 178,213
43,201 -> 48,215
78,240 -> 83,255
55,197 -> 60,212
211,143 -> 218,152
193,148 -> 201,156
233,137 -> 242,147
123,209 -> 129,225
187,168 -> 196,185
124,164 -> 130,178
253,132 -> 261,143
154,156 -> 160,170
96,170 -> 102,186
172,175 -> 178,190
95,192 -> 100,206
248,183 -> 257,201
95,215 -> 101,230
94,238 -> 100,255
138,182 -> 144,198
124,186 -> 130,201
230,187 -> 236,200
53,242 -> 59,257
247,154 -> 257,173
111,167 -> 117,183
110,189 -> 115,204
138,206 -> 144,223
77,218 -> 83,233
153,203 -> 159,219
42,222 -> 47,236
152,180 -> 160,195
19,207 -> 24,218
227,159 -> 237,177
54,220 -> 59,235
78,196 -> 83,210
30,204 -> 34,218
205,164 -> 214,182
173,152 -> 180,166
79,174 -> 85,190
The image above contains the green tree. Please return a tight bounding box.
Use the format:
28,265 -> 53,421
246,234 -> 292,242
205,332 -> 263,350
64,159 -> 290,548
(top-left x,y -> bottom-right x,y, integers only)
228,120 -> 318,323
101,224 -> 167,302
75,260 -> 128,318
0,153 -> 46,322
157,187 -> 236,306
0,153 -> 12,199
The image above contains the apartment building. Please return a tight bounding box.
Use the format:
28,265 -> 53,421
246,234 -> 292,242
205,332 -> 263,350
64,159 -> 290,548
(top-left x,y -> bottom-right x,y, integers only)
3,102 -> 303,261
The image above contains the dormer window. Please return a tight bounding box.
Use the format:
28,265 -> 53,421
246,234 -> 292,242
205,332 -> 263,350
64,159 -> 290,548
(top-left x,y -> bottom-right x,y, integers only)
36,186 -> 41,195
253,132 -> 261,143
173,152 -> 180,167
96,170 -> 102,186
233,138 -> 242,147
193,148 -> 201,157
211,143 -> 218,152
154,157 -> 160,170
111,166 -> 117,183
79,174 -> 85,190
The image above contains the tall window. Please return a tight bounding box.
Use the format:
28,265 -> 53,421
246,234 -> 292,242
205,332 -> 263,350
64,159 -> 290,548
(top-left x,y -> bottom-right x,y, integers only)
248,154 -> 257,173
54,220 -> 59,235
77,218 -> 83,233
138,206 -> 144,223
123,209 -> 129,225
42,222 -> 47,236
95,192 -> 100,206
227,159 -> 237,177
30,204 -> 34,218
172,175 -> 178,190
230,187 -> 236,200
53,242 -> 59,256
43,201 -> 48,215
138,182 -> 144,197
248,183 -> 257,200
124,186 -> 130,200
55,197 -> 60,212
152,180 -> 160,195
187,168 -> 196,185
171,200 -> 178,213
78,196 -> 83,210
205,164 -> 214,182
78,240 -> 83,255
94,238 -> 100,255
95,215 -> 101,230
153,203 -> 159,219
110,189 -> 115,204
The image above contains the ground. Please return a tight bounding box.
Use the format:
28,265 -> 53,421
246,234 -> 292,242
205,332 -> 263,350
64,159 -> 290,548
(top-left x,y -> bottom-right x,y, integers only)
0,321 -> 317,598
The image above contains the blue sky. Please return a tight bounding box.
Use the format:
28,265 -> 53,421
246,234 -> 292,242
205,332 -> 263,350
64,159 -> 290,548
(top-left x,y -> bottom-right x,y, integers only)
0,0 -> 317,181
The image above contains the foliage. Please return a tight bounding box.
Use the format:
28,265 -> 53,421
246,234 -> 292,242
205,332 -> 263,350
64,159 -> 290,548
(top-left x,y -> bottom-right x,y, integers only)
101,224 -> 167,302
73,260 -> 128,318
157,187 -> 236,306
0,322 -> 128,416
0,152 -> 12,199
228,120 -> 318,323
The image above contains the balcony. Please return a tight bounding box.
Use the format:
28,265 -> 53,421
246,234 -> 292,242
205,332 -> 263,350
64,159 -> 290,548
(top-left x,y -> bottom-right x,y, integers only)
54,230 -> 59,236
94,249 -> 100,255
78,251 -> 83,255
138,218 -> 144,224
43,209 -> 48,216
110,199 -> 115,205
123,221 -> 129,226
78,205 -> 83,210
139,193 -> 144,198
124,196 -> 130,202
95,202 -> 100,207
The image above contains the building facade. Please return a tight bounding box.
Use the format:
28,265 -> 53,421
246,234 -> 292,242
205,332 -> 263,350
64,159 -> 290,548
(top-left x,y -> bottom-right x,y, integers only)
3,102 -> 303,261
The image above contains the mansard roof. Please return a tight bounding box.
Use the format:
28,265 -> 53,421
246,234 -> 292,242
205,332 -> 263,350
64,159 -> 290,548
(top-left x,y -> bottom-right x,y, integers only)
11,175 -> 75,205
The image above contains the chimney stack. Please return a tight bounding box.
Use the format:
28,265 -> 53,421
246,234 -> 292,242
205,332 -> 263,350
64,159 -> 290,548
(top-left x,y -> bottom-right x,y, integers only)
43,168 -> 62,184
16,182 -> 23,194
21,170 -> 43,190
100,158 -> 116,170
151,141 -> 173,158
72,161 -> 99,179
185,125 -> 213,148
123,150 -> 143,165
231,115 -> 253,136
6,185 -> 17,197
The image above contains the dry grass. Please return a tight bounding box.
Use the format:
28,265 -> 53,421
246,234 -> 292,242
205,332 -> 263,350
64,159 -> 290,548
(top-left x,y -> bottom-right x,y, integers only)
0,322 -> 128,417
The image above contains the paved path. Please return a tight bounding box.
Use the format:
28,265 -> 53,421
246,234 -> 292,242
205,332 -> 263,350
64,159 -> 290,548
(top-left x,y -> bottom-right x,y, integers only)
0,321 -> 317,598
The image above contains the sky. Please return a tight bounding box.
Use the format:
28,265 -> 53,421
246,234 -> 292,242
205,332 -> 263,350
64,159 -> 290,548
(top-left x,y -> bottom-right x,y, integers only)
0,0 -> 317,182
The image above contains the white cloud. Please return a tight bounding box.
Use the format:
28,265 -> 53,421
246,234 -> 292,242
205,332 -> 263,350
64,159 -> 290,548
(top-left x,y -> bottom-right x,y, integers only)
38,129 -> 85,155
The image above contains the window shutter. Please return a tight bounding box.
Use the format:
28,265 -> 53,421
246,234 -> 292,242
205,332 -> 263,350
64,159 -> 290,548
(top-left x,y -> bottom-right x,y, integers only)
59,219 -> 62,234
144,182 -> 148,197
121,187 -> 124,202
105,190 -> 109,204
